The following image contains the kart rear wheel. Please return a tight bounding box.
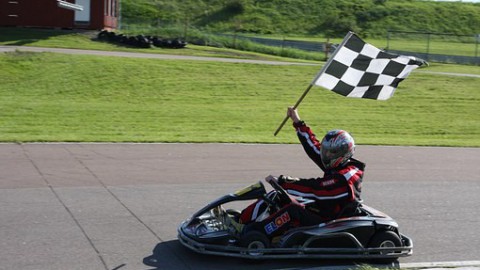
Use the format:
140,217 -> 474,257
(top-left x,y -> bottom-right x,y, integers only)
240,231 -> 270,257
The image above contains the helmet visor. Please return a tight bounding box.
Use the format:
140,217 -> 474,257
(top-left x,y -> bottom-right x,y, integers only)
320,146 -> 346,168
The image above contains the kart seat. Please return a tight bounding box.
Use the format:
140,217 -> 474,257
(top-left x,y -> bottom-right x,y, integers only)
306,201 -> 366,223
336,201 -> 366,219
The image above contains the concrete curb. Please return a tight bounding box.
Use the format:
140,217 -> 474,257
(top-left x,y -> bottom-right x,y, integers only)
300,261 -> 480,270
401,260 -> 480,269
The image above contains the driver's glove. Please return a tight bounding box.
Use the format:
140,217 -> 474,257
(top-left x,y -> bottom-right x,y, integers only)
278,175 -> 300,184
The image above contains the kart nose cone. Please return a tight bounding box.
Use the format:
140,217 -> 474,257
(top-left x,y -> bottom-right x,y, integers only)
181,218 -> 221,238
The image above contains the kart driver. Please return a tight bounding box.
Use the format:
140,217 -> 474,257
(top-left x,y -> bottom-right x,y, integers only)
228,107 -> 366,237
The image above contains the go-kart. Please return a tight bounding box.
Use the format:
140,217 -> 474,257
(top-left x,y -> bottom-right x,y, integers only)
177,180 -> 413,261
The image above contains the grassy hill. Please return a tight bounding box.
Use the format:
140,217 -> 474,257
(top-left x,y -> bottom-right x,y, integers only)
121,0 -> 480,37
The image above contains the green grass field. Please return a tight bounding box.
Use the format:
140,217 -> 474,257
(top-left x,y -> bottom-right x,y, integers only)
1,49 -> 479,146
1,27 -> 479,146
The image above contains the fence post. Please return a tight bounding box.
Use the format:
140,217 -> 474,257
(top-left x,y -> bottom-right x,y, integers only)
233,31 -> 237,49
386,31 -> 390,50
426,32 -> 431,61
475,34 -> 479,58
474,34 -> 479,65
325,38 -> 330,60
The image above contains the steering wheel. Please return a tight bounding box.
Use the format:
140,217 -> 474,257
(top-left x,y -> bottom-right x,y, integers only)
267,178 -> 292,204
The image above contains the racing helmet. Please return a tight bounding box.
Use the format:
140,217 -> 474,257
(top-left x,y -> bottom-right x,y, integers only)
320,130 -> 355,169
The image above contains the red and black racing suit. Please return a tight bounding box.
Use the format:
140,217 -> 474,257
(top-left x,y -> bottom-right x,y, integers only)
239,121 -> 365,236
279,120 -> 365,221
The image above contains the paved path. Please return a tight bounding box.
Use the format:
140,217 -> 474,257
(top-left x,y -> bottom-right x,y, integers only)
0,45 -> 317,66
1,143 -> 479,270
2,45 -> 479,78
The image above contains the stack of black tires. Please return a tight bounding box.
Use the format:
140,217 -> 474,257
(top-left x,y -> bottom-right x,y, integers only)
97,30 -> 187,49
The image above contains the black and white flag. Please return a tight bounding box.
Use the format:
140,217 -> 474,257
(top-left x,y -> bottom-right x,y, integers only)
314,32 -> 427,100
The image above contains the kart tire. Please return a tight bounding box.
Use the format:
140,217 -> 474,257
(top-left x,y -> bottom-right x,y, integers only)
369,230 -> 402,250
240,231 -> 270,257
368,230 -> 402,263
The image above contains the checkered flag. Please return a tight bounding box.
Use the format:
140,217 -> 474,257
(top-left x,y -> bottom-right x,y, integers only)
314,32 -> 427,100
274,32 -> 427,135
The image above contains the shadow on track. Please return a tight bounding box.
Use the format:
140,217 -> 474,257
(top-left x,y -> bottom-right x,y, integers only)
143,240 -> 400,270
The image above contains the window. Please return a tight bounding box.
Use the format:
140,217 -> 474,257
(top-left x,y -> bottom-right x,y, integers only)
74,0 -> 91,24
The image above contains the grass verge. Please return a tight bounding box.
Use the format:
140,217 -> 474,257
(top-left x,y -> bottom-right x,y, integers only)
1,50 -> 479,146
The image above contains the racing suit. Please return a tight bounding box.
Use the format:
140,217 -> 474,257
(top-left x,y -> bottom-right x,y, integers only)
278,120 -> 366,221
239,121 -> 365,235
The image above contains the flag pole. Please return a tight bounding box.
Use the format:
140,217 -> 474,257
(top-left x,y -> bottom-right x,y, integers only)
273,31 -> 355,136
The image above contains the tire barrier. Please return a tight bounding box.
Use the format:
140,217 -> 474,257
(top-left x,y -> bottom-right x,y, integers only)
97,30 -> 187,49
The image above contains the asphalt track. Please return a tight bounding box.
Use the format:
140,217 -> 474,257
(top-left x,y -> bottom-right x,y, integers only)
1,45 -> 479,269
1,143 -> 479,270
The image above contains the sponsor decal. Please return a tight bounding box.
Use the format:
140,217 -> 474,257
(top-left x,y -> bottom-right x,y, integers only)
321,179 -> 336,186
264,212 -> 291,235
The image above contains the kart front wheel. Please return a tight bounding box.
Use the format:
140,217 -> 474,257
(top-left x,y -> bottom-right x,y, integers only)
240,231 -> 270,257
369,230 -> 402,251
368,230 -> 402,263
